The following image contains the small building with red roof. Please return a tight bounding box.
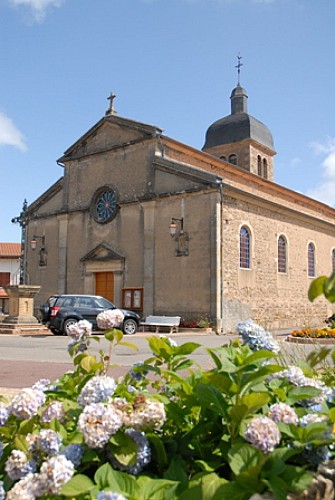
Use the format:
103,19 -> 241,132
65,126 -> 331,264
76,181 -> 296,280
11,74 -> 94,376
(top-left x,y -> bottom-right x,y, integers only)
0,243 -> 21,314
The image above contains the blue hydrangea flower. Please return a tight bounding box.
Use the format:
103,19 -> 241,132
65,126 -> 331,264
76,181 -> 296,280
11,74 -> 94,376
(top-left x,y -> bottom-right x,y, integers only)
302,445 -> 332,467
60,444 -> 84,468
67,338 -> 89,354
27,429 -> 62,457
129,362 -> 148,381
77,375 -> 116,406
236,320 -> 281,353
0,403 -> 9,425
108,429 -> 151,475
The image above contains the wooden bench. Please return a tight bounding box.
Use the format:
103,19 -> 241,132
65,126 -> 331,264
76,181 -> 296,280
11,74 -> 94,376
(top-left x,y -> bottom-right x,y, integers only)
140,315 -> 181,334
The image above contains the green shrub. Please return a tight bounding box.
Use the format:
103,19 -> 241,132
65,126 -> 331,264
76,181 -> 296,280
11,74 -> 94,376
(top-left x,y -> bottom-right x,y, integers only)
0,313 -> 334,499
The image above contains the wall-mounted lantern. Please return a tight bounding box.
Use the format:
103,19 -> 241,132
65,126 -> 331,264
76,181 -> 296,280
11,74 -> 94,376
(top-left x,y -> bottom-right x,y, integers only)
31,235 -> 47,267
169,218 -> 189,257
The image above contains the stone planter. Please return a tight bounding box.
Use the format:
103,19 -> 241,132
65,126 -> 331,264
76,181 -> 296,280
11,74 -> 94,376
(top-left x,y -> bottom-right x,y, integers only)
286,335 -> 335,345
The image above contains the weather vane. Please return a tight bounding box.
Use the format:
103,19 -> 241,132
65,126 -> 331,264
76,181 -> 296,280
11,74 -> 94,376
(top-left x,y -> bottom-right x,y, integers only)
235,53 -> 243,85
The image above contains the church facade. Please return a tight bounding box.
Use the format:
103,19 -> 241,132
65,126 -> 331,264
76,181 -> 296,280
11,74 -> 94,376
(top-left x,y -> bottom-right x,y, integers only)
23,84 -> 335,332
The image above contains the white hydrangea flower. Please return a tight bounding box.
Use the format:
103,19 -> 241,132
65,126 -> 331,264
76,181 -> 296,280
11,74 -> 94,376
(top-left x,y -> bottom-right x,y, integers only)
78,402 -> 123,448
41,401 -> 65,423
130,399 -> 166,431
97,309 -> 124,330
9,388 -> 46,420
245,416 -> 281,453
269,365 -> 331,406
67,319 -> 92,339
268,403 -> 299,425
77,375 -> 116,407
38,455 -> 74,495
5,450 -> 36,480
0,480 -> 5,500
299,413 -> 328,427
6,473 -> 43,500
97,491 -> 128,500
31,378 -> 51,392
0,403 -> 9,425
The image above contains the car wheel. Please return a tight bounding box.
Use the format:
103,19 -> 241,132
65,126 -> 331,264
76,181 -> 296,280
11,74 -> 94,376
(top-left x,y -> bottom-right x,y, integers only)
63,318 -> 78,336
123,318 -> 137,335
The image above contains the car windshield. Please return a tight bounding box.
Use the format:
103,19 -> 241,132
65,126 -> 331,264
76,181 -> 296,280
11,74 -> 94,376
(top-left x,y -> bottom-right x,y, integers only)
94,297 -> 115,309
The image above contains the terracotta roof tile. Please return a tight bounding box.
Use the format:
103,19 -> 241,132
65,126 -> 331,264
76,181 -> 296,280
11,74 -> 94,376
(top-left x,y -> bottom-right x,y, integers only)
0,243 -> 21,257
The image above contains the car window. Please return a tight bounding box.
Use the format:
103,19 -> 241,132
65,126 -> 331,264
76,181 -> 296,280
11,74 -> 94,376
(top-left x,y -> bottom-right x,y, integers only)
48,296 -> 58,306
76,297 -> 95,308
57,297 -> 75,307
94,297 -> 114,309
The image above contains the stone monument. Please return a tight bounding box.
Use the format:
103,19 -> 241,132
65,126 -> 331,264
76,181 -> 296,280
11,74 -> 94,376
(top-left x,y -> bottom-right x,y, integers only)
0,285 -> 47,335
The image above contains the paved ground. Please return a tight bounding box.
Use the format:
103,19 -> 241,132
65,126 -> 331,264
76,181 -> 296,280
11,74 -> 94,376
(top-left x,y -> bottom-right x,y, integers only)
0,327 -> 325,399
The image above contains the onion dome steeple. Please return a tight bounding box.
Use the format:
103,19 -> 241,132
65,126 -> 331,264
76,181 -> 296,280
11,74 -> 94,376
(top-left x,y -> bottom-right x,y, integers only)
202,56 -> 276,181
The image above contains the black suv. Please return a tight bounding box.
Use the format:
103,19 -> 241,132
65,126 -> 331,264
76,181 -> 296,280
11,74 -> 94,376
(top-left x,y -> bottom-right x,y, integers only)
40,294 -> 141,336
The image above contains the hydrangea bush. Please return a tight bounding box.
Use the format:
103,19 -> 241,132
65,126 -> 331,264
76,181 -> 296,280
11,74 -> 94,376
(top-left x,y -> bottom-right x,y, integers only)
0,311 -> 334,499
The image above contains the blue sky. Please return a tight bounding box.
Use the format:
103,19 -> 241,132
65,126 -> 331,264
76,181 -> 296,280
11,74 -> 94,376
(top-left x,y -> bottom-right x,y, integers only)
1,0 -> 335,242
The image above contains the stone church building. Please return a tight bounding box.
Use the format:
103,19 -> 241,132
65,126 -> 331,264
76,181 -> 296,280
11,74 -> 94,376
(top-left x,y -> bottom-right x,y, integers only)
23,83 -> 335,332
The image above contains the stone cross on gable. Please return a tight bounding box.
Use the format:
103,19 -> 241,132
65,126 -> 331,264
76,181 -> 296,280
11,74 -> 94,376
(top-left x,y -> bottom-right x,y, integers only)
106,91 -> 117,115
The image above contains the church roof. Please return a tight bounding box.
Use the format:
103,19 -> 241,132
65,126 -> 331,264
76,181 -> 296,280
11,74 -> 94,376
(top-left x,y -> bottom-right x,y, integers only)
202,84 -> 275,152
203,112 -> 275,150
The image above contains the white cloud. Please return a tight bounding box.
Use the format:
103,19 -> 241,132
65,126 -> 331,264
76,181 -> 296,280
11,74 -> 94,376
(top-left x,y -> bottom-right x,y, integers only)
8,0 -> 64,23
305,137 -> 335,207
290,157 -> 301,167
0,112 -> 27,151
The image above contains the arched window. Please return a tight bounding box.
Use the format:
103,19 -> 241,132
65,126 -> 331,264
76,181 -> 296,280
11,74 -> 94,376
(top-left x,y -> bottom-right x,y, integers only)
239,226 -> 251,269
332,249 -> 335,272
220,155 -> 226,161
277,235 -> 287,273
257,155 -> 262,176
308,243 -> 315,277
263,158 -> 268,179
229,154 -> 237,165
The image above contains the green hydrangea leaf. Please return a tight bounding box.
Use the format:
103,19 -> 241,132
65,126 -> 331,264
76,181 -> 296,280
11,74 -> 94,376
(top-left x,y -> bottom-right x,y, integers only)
80,354 -> 98,373
308,275 -> 327,302
104,328 -> 123,343
60,474 -> 95,496
94,464 -> 138,496
109,432 -> 138,466
137,477 -> 179,500
228,443 -> 263,475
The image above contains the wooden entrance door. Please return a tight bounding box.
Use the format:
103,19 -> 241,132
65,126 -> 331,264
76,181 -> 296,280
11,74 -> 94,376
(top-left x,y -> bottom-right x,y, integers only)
95,272 -> 114,302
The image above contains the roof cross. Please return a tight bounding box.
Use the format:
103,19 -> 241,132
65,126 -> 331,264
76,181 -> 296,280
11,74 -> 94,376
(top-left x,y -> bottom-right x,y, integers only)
235,53 -> 243,85
106,91 -> 117,115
